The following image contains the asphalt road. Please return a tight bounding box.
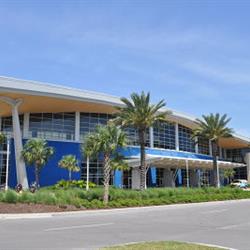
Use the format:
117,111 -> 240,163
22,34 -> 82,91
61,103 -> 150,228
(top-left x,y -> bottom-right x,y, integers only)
0,199 -> 250,250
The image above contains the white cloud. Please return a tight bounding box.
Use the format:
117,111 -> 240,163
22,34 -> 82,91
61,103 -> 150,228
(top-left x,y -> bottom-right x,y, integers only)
183,61 -> 250,85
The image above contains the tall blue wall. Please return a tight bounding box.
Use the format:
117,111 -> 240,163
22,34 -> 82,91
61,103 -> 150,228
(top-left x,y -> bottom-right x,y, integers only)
9,139 -> 82,188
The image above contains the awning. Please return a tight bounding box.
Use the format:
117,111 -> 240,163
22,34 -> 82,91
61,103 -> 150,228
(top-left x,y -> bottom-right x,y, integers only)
125,154 -> 245,170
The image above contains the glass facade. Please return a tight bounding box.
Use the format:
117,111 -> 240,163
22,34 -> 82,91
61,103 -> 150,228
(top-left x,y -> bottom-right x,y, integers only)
81,159 -> 114,185
80,113 -> 113,141
153,121 -> 176,149
29,113 -> 75,140
199,170 -> 212,187
226,149 -> 244,163
1,115 -> 23,137
81,160 -> 103,185
0,138 -> 8,186
198,137 -> 210,155
124,127 -> 150,147
122,169 -> 132,188
178,124 -> 195,152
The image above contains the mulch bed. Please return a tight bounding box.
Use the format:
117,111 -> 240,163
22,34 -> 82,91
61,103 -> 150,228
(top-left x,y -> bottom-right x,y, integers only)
0,203 -> 84,213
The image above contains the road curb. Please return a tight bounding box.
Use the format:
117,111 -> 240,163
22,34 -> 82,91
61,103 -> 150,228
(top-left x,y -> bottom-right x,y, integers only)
0,198 -> 250,220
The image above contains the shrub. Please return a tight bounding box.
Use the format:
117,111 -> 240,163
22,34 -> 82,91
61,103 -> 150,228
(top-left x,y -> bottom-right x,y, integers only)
2,186 -> 250,209
4,190 -> 18,203
54,179 -> 96,189
17,192 -> 34,203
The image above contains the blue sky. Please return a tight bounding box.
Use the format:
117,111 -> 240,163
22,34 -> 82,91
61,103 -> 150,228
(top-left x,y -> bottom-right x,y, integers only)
0,0 -> 250,137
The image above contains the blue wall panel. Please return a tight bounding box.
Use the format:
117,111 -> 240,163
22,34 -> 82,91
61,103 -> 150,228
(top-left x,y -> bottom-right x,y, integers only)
114,170 -> 122,188
149,167 -> 157,187
9,139 -> 82,188
8,139 -> 17,188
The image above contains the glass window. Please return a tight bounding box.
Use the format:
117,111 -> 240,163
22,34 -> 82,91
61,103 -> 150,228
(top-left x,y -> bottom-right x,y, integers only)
29,112 -> 75,141
1,115 -> 24,137
198,137 -> 210,155
80,112 -> 149,146
178,124 -> 195,152
80,113 -> 114,142
153,121 -> 175,149
226,149 -> 244,163
81,160 -> 106,185
123,127 -> 150,147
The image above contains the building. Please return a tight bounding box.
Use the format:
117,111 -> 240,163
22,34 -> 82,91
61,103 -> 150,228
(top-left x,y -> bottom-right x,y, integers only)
0,76 -> 249,189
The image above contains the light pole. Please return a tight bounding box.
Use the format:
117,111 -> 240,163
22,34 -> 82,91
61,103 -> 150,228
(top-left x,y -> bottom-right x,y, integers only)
216,156 -> 220,188
86,156 -> 89,191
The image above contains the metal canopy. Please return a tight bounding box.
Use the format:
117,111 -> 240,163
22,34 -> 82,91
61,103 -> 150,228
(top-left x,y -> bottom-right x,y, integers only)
125,154 -> 245,170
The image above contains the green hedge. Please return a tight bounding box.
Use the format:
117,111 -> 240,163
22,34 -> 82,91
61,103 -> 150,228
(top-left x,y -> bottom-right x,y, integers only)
0,187 -> 249,209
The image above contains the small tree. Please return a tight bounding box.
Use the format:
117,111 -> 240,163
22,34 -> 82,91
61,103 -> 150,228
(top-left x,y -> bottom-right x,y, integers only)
83,123 -> 127,205
58,155 -> 80,181
223,168 -> 235,184
22,139 -> 54,188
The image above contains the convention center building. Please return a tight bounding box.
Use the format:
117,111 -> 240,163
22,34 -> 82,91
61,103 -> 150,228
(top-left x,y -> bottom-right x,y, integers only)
0,76 -> 249,189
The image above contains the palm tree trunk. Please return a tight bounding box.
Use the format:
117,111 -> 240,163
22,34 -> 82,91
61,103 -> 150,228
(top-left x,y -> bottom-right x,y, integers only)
211,142 -> 219,188
103,154 -> 111,205
35,165 -> 40,189
138,129 -> 146,190
69,170 -> 72,181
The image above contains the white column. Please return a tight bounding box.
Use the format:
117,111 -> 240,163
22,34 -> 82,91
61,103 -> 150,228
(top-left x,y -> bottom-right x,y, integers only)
186,159 -> 189,188
163,169 -> 175,187
245,152 -> 250,183
190,169 -> 199,187
0,97 -> 28,189
131,167 -> 140,189
86,156 -> 89,191
175,123 -> 179,151
75,112 -> 80,142
209,140 -> 212,156
23,113 -> 30,138
219,147 -> 222,159
149,126 -> 154,148
195,136 -> 199,154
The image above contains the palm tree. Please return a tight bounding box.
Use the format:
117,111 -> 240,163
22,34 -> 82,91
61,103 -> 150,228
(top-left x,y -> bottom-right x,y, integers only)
58,155 -> 80,181
83,123 -> 127,205
193,113 -> 233,187
114,91 -> 169,190
22,139 -> 54,188
223,168 -> 235,185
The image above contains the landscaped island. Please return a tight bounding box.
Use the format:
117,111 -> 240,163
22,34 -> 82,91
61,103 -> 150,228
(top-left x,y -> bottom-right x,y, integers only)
0,186 -> 250,213
102,241 -> 225,250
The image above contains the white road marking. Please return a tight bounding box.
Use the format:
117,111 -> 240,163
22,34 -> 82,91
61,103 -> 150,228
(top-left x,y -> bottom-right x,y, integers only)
44,222 -> 114,232
201,209 -> 228,214
218,221 -> 250,230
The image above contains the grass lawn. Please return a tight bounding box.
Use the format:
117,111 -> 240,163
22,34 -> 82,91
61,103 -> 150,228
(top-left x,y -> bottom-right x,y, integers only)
102,241 -> 225,250
0,186 -> 250,211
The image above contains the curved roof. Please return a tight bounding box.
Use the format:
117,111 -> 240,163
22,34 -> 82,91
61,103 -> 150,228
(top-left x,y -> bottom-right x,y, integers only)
0,76 -> 196,125
0,75 -> 249,147
0,76 -> 123,107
